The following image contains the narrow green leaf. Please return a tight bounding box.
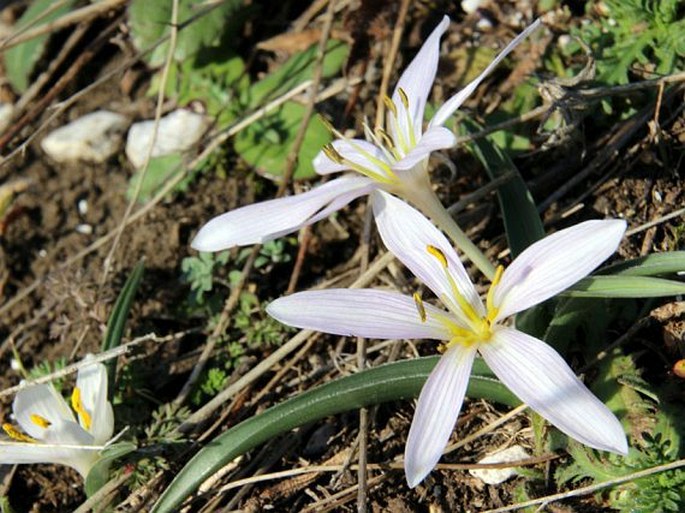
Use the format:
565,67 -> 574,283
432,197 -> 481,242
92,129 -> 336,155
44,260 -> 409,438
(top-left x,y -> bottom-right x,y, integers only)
151,357 -> 518,512
460,118 -> 544,258
102,260 -> 145,393
84,442 -> 137,497
567,275 -> 685,298
103,261 -> 145,352
5,0 -> 76,92
600,251 -> 685,277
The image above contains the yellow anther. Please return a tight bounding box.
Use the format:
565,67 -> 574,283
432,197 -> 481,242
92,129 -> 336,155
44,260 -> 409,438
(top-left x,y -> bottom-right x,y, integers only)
397,88 -> 410,109
30,414 -> 51,429
322,144 -> 344,164
71,387 -> 92,431
427,245 -> 448,268
375,127 -> 395,150
318,114 -> 335,133
3,423 -> 36,443
413,292 -> 427,322
383,95 -> 397,117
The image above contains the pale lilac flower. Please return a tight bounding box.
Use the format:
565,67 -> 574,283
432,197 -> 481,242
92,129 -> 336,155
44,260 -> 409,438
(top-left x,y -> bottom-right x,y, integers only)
267,190 -> 629,487
191,17 -> 541,253
0,356 -> 115,479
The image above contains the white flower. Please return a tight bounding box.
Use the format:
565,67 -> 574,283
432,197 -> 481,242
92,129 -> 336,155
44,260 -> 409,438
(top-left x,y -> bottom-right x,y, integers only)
191,16 -> 541,253
0,356 -> 115,479
267,190 -> 629,487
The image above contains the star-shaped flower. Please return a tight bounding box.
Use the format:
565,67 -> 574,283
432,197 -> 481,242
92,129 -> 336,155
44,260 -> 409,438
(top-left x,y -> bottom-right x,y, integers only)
267,190 -> 628,487
0,356 -> 115,479
192,16 -> 541,264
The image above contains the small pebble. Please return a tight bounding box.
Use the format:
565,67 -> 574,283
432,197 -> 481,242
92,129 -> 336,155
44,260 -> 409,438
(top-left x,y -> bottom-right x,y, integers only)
75,224 -> 93,235
469,445 -> 530,485
41,110 -> 129,163
125,109 -> 210,168
77,199 -> 89,216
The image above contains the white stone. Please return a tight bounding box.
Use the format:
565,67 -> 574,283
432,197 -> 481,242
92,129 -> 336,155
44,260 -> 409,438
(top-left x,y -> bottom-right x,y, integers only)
461,0 -> 485,14
125,109 -> 210,168
469,445 -> 530,485
0,103 -> 15,134
41,110 -> 129,163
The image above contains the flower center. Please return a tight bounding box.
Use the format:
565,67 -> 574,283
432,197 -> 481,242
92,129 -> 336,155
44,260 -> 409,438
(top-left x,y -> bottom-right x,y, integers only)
2,386 -> 93,444
414,245 -> 503,349
319,87 -> 419,186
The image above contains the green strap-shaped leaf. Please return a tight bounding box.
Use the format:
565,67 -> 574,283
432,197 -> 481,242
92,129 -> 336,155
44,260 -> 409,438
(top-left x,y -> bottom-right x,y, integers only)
102,260 -> 145,393
152,356 -> 518,512
461,118 -> 545,259
567,275 -> 685,298
600,251 -> 685,277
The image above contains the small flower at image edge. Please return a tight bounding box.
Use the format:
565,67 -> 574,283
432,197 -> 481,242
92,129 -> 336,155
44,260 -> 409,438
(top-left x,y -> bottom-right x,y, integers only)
267,190 -> 629,488
191,15 -> 541,268
0,355 -> 114,479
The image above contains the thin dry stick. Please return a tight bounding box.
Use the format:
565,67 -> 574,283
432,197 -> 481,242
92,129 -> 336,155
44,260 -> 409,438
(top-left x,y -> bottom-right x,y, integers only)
626,205 -> 685,237
0,0 -> 127,51
276,0 -> 336,195
174,3 -> 336,407
0,330 -> 189,398
482,458 -> 685,513
178,251 -> 395,431
100,0 -> 180,287
173,246 -> 260,406
0,79 -> 312,323
373,0 -> 411,128
0,15 -> 122,152
356,202 -> 374,513
15,23 -> 89,112
73,469 -> 133,513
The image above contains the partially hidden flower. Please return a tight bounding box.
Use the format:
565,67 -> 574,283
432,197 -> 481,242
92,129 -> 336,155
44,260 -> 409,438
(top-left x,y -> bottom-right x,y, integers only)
191,16 -> 541,252
0,355 -> 115,479
267,190 -> 629,487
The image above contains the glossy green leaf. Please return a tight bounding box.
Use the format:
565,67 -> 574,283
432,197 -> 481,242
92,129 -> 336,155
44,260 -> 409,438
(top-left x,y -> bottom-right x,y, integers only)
461,118 -> 544,258
234,101 -> 332,181
84,442 -> 137,497
600,251 -> 685,277
242,40 -> 348,108
5,0 -> 76,92
151,356 -> 518,512
128,0 -> 245,67
567,275 -> 685,298
127,154 -> 184,203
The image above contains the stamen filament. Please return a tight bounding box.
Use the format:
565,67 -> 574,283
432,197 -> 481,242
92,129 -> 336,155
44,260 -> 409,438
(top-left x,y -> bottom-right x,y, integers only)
397,88 -> 417,147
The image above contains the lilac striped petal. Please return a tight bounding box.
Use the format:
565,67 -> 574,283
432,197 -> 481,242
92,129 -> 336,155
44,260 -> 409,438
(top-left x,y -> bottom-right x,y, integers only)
480,328 -> 628,455
392,126 -> 456,171
313,139 -> 392,179
430,19 -> 542,128
492,220 -> 627,320
371,190 -> 484,326
76,357 -> 114,444
266,289 -> 451,340
404,343 -> 477,487
390,15 -> 450,146
14,384 -> 75,440
191,176 -> 375,251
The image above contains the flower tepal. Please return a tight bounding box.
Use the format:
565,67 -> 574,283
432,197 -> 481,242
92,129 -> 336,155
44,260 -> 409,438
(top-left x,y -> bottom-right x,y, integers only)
192,16 -> 541,253
0,355 -> 115,479
267,190 -> 629,487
